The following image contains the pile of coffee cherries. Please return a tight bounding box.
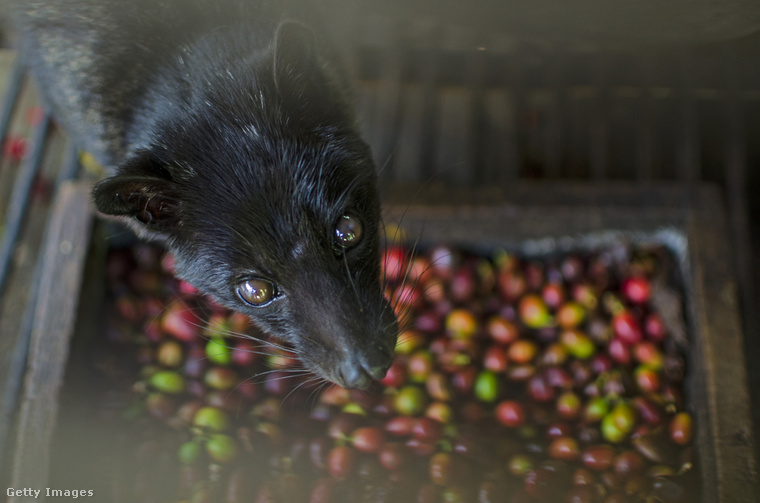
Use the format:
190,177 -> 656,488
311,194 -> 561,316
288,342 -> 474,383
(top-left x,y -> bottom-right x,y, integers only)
102,238 -> 696,503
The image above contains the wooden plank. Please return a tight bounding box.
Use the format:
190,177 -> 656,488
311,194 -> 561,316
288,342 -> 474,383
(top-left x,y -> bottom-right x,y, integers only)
0,136 -> 77,480
688,188 -> 758,502
724,53 -> 760,456
9,181 -> 94,502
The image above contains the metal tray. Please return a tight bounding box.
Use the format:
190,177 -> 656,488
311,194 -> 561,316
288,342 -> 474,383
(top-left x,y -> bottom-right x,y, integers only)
382,182 -> 758,502
5,181 -> 757,502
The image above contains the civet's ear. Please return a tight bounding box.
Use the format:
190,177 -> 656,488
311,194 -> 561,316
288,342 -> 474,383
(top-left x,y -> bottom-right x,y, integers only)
92,173 -> 183,240
272,20 -> 349,130
272,20 -> 320,93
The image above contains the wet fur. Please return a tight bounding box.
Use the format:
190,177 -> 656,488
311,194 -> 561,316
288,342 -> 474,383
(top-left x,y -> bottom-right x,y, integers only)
11,0 -> 398,388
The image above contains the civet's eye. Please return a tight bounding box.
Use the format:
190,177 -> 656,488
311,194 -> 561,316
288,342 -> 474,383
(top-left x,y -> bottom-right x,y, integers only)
237,278 -> 277,306
334,214 -> 363,249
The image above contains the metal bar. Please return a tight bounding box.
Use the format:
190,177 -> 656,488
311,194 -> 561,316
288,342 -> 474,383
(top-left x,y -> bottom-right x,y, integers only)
468,47 -> 487,185
417,33 -> 441,183
0,112 -> 51,298
503,46 -> 522,184
676,52 -> 700,182
0,59 -> 25,149
376,37 -> 404,187
636,55 -> 654,181
543,46 -> 563,179
56,140 -> 81,187
590,54 -> 609,180
477,42 -> 515,187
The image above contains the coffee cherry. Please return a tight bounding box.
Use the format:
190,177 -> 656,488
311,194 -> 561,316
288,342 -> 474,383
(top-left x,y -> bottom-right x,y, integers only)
351,427 -> 385,454
556,391 -> 582,420
408,350 -> 435,383
483,345 -> 508,372
429,452 -> 456,485
204,367 -> 238,390
508,454 -> 534,476
426,401 -> 454,424
474,371 -> 500,403
612,312 -> 643,345
582,445 -> 616,471
109,240 -> 694,502
542,283 -> 565,309
381,245 -> 409,283
486,316 -> 519,345
621,276 -> 651,304
425,372 -> 453,401
634,365 -> 661,393
149,370 -> 185,394
549,437 -> 580,461
445,309 -> 478,339
327,445 -> 356,480
395,329 -> 426,355
378,442 -> 408,471
519,295 -> 552,329
232,339 -> 259,367
498,270 -> 527,301
206,337 -> 232,365
560,330 -> 596,359
413,417 -> 444,444
206,433 -> 238,463
508,340 -> 539,364
394,385 -> 428,416
557,302 -> 586,329
193,407 -> 229,432
379,360 -> 408,388
583,397 -> 610,423
644,313 -> 667,342
177,441 -> 202,464
669,412 -> 693,445
496,401 -> 525,428
161,301 -> 200,341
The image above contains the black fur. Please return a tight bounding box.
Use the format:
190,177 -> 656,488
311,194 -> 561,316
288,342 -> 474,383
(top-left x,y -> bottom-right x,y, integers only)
12,0 -> 398,389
